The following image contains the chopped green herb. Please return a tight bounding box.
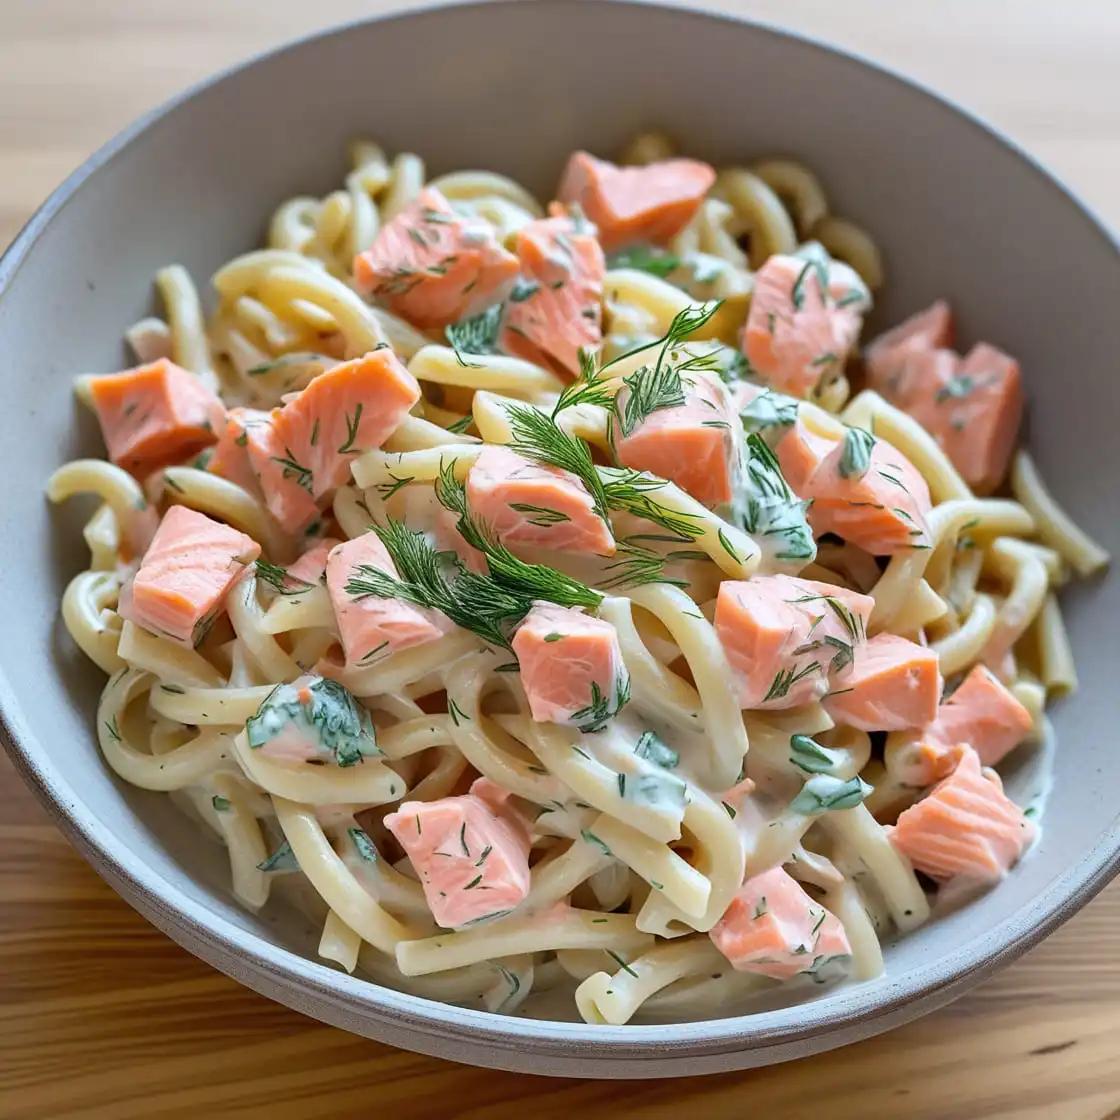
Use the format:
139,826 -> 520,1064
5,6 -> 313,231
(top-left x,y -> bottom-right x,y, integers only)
606,244 -> 681,278
212,795 -> 231,812
935,375 -> 977,403
271,447 -> 313,492
375,474 -> 414,501
348,827 -> 378,862
445,303 -> 503,366
789,734 -> 841,774
256,560 -> 317,597
246,678 -> 380,768
257,840 -> 299,873
789,774 -> 872,815
337,403 -> 364,454
633,730 -> 679,769
581,829 -> 613,857
509,502 -> 572,527
607,950 -> 638,977
838,427 -> 876,480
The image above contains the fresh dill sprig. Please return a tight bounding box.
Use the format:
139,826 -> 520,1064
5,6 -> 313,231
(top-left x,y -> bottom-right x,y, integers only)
434,460 -> 603,611
599,540 -> 687,590
615,360 -> 686,439
735,434 -> 816,564
445,303 -> 504,368
345,519 -> 519,649
256,560 -> 318,597
599,466 -> 703,541
504,401 -> 612,520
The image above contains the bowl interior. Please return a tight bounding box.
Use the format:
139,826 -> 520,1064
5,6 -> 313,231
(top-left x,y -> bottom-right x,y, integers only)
2,0 -> 1119,1075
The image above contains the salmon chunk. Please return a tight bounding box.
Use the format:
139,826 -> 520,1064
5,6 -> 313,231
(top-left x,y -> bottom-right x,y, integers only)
777,415 -> 933,554
864,299 -> 954,392
823,634 -> 942,731
909,343 -> 1023,494
246,675 -> 380,767
511,603 -> 629,730
86,359 -> 226,478
248,349 -> 420,532
499,215 -> 605,375
286,537 -> 340,586
614,372 -> 740,507
741,251 -> 870,399
715,574 -> 873,710
209,407 -> 271,495
557,151 -> 715,252
890,746 -> 1035,885
891,665 -> 1034,786
864,303 -> 1022,493
353,187 -> 519,329
710,866 -> 851,980
117,505 -> 260,647
466,445 -> 615,555
384,786 -> 531,929
326,532 -> 451,666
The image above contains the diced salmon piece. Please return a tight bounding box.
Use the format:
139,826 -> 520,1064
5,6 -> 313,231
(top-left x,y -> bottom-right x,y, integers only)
710,866 -> 851,980
246,349 -> 420,533
890,746 -> 1035,885
209,407 -> 271,495
823,633 -> 942,731
908,343 -> 1023,494
86,359 -> 226,478
384,786 -> 531,928
286,537 -> 341,586
511,603 -> 629,728
864,299 -> 955,393
891,665 -> 1034,786
117,505 -> 260,647
353,187 -> 519,329
466,445 -> 615,555
614,372 -> 740,507
500,215 -> 605,375
274,349 -> 420,498
715,574 -> 873,710
557,152 -> 715,252
777,415 -> 933,554
247,675 -> 380,767
325,532 -> 451,666
244,421 -> 322,534
864,303 -> 1023,493
742,253 -> 869,399
936,665 -> 1034,766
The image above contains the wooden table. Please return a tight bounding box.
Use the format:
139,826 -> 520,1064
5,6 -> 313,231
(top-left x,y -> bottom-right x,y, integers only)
3,2 -> 1119,1116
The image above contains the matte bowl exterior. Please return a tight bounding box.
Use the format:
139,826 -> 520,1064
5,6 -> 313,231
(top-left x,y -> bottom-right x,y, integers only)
1,0 -> 1118,1078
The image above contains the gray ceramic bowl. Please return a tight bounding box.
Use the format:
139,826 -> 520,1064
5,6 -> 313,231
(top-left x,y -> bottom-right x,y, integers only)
2,0 -> 1118,1078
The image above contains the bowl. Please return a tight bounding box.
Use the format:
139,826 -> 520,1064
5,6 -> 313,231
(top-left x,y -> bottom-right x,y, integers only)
2,0 -> 1119,1078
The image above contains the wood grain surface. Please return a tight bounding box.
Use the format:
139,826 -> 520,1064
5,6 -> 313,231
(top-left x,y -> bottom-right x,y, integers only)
2,1 -> 1120,1117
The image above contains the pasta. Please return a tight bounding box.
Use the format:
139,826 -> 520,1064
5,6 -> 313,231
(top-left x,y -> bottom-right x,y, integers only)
45,133 -> 1107,1026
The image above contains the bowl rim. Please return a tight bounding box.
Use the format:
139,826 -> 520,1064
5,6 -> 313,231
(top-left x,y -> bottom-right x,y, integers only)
3,0 -> 1120,1062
